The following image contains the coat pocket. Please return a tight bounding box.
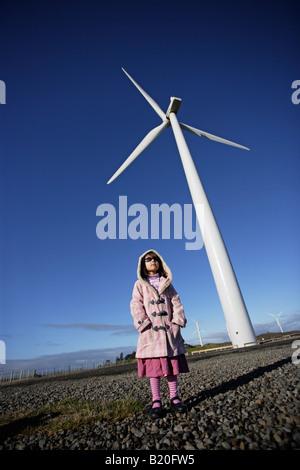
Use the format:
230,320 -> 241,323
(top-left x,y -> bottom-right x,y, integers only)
140,324 -> 154,347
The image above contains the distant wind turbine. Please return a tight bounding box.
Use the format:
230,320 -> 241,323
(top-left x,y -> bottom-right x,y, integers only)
191,318 -> 205,347
267,312 -> 284,333
107,68 -> 257,348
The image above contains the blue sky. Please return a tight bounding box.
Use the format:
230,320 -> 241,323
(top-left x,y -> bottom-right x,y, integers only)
1,0 -> 299,371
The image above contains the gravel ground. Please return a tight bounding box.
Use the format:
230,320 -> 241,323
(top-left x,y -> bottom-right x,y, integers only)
0,340 -> 299,451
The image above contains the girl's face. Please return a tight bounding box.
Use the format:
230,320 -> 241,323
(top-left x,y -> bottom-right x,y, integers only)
144,254 -> 159,275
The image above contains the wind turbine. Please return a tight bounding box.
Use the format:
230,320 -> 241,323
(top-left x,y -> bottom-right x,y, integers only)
267,312 -> 284,333
107,68 -> 257,348
191,318 -> 205,347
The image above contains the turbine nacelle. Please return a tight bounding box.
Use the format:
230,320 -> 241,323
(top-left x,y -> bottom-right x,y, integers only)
166,97 -> 182,119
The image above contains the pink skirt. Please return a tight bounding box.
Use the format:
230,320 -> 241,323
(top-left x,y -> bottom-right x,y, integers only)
137,354 -> 189,378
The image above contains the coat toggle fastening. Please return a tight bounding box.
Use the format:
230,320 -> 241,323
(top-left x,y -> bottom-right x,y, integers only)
153,325 -> 170,332
151,311 -> 168,317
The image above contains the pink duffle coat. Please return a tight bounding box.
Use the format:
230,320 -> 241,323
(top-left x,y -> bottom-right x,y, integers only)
130,249 -> 187,359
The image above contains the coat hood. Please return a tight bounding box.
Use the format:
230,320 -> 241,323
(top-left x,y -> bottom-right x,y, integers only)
137,249 -> 173,295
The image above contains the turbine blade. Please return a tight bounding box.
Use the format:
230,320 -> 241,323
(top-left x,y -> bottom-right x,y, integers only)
107,121 -> 168,184
122,68 -> 166,121
180,122 -> 250,151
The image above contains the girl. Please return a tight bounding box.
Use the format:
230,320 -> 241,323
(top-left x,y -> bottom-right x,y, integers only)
130,249 -> 189,418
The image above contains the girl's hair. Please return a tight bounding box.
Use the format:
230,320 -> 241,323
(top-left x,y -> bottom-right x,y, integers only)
141,251 -> 167,279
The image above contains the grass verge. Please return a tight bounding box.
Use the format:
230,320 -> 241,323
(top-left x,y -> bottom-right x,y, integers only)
0,397 -> 143,439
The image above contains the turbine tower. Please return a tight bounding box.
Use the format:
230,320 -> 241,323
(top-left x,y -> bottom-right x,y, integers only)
107,68 -> 257,348
267,312 -> 284,333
